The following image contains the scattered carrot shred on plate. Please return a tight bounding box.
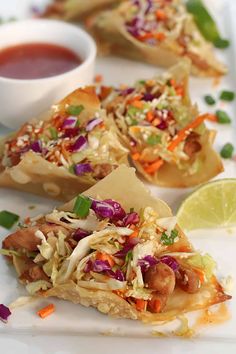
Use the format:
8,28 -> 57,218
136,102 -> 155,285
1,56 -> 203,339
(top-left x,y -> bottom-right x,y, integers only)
37,304 -> 55,319
205,113 -> 218,122
94,74 -> 103,83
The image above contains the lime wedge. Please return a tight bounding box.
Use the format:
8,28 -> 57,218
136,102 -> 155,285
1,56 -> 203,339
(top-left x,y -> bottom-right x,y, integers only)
177,179 -> 236,231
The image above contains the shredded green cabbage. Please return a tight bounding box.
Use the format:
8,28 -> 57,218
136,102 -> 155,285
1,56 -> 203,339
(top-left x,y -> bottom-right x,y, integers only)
26,280 -> 52,295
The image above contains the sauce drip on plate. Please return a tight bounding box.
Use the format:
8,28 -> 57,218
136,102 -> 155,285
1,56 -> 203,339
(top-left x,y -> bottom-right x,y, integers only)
0,42 -> 82,80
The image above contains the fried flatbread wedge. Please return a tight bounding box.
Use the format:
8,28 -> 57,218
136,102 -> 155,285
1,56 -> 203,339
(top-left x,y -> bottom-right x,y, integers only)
90,0 -> 226,77
2,166 -> 231,323
0,87 -> 128,200
100,60 -> 223,187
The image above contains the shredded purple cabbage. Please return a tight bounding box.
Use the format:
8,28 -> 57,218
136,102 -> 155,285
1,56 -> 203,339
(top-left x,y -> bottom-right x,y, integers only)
30,140 -> 42,153
86,118 -> 103,132
93,260 -> 111,272
120,87 -> 135,96
104,199 -> 126,220
74,163 -> 93,176
91,200 -> 114,218
160,256 -> 179,272
91,199 -> 126,221
142,93 -> 155,102
63,127 -> 80,138
62,116 -> 77,129
0,304 -> 11,323
107,269 -> 125,281
114,238 -> 139,258
73,228 -> 90,242
71,135 -> 87,152
138,255 -> 158,272
84,259 -> 93,273
157,120 -> 168,130
123,212 -> 140,226
145,0 -> 153,14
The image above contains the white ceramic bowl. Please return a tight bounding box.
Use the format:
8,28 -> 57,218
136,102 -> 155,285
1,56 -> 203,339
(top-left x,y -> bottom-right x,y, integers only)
0,19 -> 96,129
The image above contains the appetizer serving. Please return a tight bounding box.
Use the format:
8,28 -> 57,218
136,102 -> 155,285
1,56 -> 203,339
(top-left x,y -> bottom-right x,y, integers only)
2,166 -> 231,323
0,87 -> 128,200
101,61 -> 223,187
43,0 -> 122,21
91,0 -> 226,77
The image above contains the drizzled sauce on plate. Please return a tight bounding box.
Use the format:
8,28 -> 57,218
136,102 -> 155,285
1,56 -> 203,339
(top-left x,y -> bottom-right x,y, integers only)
0,42 -> 82,80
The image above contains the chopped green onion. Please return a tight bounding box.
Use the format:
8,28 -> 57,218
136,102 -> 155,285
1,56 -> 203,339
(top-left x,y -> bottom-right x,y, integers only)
214,38 -> 230,49
129,119 -> 138,126
73,195 -> 92,218
204,95 -> 216,105
68,165 -> 75,175
146,134 -> 161,146
0,210 -> 19,229
49,127 -> 58,140
161,229 -> 179,246
75,119 -> 81,127
186,0 -> 229,49
125,250 -> 133,263
66,105 -> 84,116
220,90 -> 235,102
130,207 -> 134,213
138,80 -> 146,85
216,110 -> 231,124
220,143 -> 234,159
127,106 -> 139,117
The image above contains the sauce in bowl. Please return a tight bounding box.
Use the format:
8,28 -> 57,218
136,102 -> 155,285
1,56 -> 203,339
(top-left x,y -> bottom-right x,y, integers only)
0,42 -> 82,80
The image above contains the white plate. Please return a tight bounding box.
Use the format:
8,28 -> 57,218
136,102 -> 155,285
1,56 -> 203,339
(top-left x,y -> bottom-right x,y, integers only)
0,1 -> 236,353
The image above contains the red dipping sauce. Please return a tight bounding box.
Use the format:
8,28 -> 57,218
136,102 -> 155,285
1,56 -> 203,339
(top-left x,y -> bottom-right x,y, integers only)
0,42 -> 82,80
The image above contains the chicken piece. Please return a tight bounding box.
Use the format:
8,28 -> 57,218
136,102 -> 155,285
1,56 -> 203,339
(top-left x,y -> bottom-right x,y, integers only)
3,224 -> 69,252
176,266 -> 200,294
144,263 -> 175,295
93,163 -> 116,180
184,132 -> 201,158
20,264 -> 49,283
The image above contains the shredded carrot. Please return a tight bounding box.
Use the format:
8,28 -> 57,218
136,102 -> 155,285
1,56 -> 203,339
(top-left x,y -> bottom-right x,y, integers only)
151,118 -> 161,126
144,159 -> 164,174
24,217 -> 31,225
170,79 -> 176,87
113,289 -> 126,298
131,100 -> 144,109
152,299 -> 162,313
94,74 -> 103,83
138,32 -> 154,41
156,9 -> 167,21
175,85 -> 184,97
143,114 -> 207,175
97,252 -> 115,267
128,228 -> 139,242
146,111 -> 155,122
177,246 -> 192,252
37,304 -> 55,319
205,113 -> 218,122
132,152 -> 141,161
154,32 -> 166,41
167,113 -> 208,152
136,299 -> 147,312
194,268 -> 205,284
127,94 -> 143,105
